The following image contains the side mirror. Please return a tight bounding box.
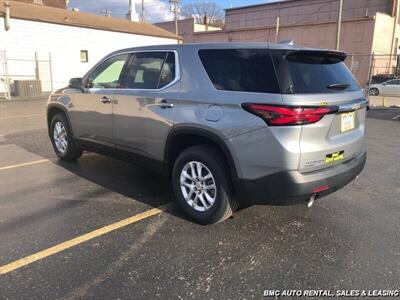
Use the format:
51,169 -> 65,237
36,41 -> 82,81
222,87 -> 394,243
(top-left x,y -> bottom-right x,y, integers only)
69,77 -> 83,89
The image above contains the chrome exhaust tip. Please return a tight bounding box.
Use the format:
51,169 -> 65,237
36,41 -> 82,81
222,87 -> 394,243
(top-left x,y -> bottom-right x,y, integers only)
306,194 -> 317,208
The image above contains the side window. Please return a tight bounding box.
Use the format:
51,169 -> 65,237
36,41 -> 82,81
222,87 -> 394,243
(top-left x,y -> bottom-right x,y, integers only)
87,54 -> 129,89
198,49 -> 280,93
126,51 -> 175,89
159,52 -> 176,88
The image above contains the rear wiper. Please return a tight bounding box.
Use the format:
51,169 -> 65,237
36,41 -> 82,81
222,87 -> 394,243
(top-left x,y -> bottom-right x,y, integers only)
326,83 -> 351,90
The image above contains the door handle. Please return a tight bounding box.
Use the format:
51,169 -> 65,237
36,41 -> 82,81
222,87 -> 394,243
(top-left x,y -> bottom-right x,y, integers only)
158,99 -> 174,109
100,96 -> 112,104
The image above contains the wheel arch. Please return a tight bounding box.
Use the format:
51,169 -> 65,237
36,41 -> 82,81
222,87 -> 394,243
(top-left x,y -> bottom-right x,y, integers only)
47,104 -> 74,136
164,126 -> 239,180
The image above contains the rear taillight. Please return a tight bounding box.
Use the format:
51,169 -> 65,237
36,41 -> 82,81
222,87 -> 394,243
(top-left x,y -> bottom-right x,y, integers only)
242,103 -> 335,126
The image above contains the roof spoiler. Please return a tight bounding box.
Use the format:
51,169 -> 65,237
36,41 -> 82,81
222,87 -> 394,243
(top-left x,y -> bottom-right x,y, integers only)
286,50 -> 347,63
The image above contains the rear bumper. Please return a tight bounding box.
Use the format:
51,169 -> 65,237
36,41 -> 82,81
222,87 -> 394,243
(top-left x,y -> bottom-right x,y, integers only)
234,150 -> 367,205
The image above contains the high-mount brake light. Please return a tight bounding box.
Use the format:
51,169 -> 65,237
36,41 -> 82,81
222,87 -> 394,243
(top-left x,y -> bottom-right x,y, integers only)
242,103 -> 336,126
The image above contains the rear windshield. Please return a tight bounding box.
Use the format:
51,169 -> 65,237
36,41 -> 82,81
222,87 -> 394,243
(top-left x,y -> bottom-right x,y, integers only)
271,49 -> 360,94
198,49 -> 280,93
198,48 -> 360,94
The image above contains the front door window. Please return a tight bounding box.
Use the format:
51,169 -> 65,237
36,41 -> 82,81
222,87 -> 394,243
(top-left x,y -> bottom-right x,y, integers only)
87,54 -> 129,89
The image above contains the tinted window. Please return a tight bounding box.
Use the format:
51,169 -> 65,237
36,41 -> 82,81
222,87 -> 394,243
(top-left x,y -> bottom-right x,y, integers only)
271,50 -> 360,94
159,52 -> 176,88
385,80 -> 398,85
126,51 -> 175,89
198,49 -> 280,93
87,54 -> 129,88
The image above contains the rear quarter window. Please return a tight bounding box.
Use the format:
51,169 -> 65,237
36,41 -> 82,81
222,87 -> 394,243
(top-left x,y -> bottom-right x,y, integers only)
198,49 -> 280,93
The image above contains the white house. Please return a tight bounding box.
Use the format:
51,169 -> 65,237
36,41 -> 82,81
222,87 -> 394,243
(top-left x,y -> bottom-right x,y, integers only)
0,0 -> 180,98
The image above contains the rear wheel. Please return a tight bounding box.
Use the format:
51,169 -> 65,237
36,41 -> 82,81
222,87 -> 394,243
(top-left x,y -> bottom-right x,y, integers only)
369,87 -> 379,96
172,145 -> 238,224
50,113 -> 82,161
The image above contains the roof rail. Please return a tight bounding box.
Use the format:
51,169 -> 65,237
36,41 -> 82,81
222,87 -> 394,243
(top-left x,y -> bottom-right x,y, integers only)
279,39 -> 294,46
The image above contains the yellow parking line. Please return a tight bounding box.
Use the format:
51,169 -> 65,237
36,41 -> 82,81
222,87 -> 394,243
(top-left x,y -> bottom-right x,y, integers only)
0,207 -> 163,275
0,159 -> 50,171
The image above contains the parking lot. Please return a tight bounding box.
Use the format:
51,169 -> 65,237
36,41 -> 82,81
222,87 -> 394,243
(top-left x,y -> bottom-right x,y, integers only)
0,99 -> 399,299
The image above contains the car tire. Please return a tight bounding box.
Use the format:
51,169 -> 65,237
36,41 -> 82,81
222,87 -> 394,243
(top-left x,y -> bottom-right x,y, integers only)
369,88 -> 379,96
50,113 -> 82,161
172,145 -> 238,224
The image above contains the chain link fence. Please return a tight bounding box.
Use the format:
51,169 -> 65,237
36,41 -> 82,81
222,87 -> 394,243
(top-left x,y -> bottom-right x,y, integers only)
346,53 -> 400,106
0,50 -> 53,100
345,53 -> 399,87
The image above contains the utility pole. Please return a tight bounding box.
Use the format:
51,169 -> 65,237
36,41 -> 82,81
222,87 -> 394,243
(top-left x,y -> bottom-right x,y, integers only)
275,2 -> 280,43
141,0 -> 144,22
169,0 -> 180,35
336,0 -> 343,50
204,12 -> 208,31
275,16 -> 280,43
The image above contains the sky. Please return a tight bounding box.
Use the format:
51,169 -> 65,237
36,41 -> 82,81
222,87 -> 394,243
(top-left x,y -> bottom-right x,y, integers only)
67,0 -> 270,23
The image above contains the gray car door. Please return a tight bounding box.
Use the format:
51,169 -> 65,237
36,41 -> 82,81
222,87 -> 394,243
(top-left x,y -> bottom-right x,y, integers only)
385,80 -> 400,95
68,53 -> 130,146
112,51 -> 179,161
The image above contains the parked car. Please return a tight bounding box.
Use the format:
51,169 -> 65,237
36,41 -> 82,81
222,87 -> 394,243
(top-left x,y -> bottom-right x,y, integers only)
369,79 -> 400,96
47,43 -> 367,224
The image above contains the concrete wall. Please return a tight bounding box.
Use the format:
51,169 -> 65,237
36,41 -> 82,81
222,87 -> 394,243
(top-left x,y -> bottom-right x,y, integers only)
373,12 -> 397,54
0,18 -> 177,94
370,13 -> 399,77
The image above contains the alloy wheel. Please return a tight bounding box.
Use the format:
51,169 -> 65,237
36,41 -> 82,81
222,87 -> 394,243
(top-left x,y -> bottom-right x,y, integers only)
369,88 -> 378,96
53,121 -> 68,154
180,161 -> 217,212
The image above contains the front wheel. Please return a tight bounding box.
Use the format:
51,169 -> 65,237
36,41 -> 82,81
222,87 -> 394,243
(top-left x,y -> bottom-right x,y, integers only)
369,87 -> 379,96
50,113 -> 82,161
172,145 -> 238,224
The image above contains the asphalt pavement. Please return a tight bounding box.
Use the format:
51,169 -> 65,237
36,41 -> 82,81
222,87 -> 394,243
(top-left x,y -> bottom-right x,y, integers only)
0,100 -> 399,299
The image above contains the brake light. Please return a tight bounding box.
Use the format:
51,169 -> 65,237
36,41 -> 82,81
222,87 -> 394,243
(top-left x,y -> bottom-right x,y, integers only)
242,103 -> 334,126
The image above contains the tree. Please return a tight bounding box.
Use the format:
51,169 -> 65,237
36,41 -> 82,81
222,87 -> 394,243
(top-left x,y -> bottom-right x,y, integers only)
181,1 -> 224,26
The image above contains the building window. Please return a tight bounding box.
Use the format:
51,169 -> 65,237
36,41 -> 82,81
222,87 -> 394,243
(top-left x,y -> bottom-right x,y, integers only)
80,50 -> 88,63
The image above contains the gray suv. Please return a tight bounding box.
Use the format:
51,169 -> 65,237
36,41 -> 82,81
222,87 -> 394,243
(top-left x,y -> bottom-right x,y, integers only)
47,43 -> 367,224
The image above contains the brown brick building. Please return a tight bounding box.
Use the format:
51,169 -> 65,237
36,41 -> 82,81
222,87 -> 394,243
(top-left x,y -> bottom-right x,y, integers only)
158,0 -> 399,86
11,0 -> 67,9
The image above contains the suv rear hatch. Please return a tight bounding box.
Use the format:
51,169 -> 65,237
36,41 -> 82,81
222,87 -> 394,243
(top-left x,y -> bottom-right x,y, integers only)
271,49 -> 367,173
